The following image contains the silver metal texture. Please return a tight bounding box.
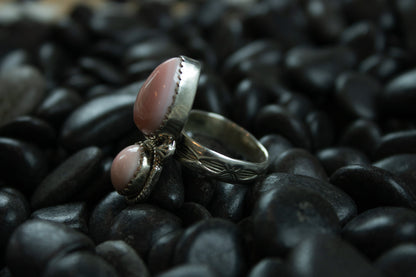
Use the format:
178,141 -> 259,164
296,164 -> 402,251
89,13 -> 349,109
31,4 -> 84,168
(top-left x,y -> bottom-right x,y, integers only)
176,110 -> 269,183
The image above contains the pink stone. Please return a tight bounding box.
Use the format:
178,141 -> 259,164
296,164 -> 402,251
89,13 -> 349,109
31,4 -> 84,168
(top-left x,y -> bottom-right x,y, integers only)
111,145 -> 141,191
134,57 -> 181,135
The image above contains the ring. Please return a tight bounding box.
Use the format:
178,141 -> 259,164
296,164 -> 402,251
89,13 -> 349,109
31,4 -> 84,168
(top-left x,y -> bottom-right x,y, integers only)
177,110 -> 269,183
111,56 -> 201,203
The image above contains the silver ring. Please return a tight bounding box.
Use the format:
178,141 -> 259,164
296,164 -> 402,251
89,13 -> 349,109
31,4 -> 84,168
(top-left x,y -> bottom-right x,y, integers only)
177,110 -> 269,183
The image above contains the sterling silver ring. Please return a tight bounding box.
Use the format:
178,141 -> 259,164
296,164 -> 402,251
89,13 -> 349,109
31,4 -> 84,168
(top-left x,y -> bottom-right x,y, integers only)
177,110 -> 269,183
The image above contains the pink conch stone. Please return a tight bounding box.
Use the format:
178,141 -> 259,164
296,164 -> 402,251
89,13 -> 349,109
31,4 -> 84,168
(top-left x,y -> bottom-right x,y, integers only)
111,145 -> 141,191
134,57 -> 181,135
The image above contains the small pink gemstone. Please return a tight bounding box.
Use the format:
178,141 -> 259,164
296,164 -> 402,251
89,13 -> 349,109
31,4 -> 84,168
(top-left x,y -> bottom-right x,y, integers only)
111,145 -> 141,191
134,57 -> 181,135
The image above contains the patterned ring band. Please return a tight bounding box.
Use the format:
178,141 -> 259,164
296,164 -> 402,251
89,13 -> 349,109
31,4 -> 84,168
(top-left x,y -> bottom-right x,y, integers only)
177,110 -> 269,183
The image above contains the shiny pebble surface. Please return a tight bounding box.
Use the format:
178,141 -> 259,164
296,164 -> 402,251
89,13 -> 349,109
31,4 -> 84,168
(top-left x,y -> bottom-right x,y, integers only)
2,1 -> 416,276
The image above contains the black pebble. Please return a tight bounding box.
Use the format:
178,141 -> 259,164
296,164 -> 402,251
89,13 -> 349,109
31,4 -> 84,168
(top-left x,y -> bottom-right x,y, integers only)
247,258 -> 289,277
209,181 -> 248,222
0,116 -> 56,148
96,240 -> 150,277
260,134 -> 293,172
42,251 -> 117,277
342,207 -> 416,259
183,170 -> 215,207
374,243 -> 416,277
79,57 -> 124,85
330,164 -> 416,211
176,202 -> 211,227
254,105 -> 311,149
149,159 -> 184,211
0,137 -> 48,192
287,234 -> 383,277
270,148 -> 328,181
156,264 -> 217,277
317,147 -> 370,176
60,94 -> 136,150
31,202 -> 88,233
250,173 -> 356,225
305,110 -> 334,151
109,204 -> 182,258
31,146 -> 102,209
6,219 -> 94,277
148,230 -> 184,275
0,188 -> 30,264
253,186 -> 340,257
174,218 -> 245,277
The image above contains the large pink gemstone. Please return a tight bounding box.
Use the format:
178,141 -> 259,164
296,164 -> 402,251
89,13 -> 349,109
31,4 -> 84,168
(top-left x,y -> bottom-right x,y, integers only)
111,145 -> 142,191
134,57 -> 181,135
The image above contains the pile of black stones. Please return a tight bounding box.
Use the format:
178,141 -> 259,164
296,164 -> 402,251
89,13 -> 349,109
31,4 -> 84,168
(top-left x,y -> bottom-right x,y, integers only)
2,0 -> 416,276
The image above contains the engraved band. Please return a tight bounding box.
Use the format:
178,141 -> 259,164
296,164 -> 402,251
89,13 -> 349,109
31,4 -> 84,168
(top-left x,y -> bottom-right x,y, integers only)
176,110 -> 269,183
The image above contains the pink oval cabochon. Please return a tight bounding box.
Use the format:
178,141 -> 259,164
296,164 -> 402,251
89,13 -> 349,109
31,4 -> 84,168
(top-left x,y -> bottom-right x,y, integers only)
133,57 -> 181,135
111,145 -> 141,191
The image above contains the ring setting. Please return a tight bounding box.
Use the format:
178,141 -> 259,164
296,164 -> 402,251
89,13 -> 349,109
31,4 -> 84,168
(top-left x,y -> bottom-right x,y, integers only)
111,56 -> 269,203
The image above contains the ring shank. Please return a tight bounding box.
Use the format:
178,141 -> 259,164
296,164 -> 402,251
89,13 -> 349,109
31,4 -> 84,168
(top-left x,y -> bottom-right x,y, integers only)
177,110 -> 268,183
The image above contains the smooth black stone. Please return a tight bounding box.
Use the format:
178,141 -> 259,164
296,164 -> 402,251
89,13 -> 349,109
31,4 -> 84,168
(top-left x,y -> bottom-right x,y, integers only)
149,159 -> 184,211
374,130 -> 416,160
270,148 -> 328,181
38,43 -> 69,83
75,157 -> 113,205
0,188 -> 29,263
382,69 -> 416,116
176,202 -> 211,227
374,244 -> 416,277
359,52 -> 405,81
287,234 -> 383,277
109,204 -> 182,258
278,91 -> 314,120
0,137 -> 48,192
96,240 -> 150,277
156,264 -> 217,277
396,0 -> 416,52
52,18 -> 90,51
209,182 -> 248,222
335,72 -> 381,120
233,79 -> 276,131
6,219 -> 94,277
339,119 -> 381,157
148,230 -> 184,275
31,147 -> 102,209
251,173 -> 356,224
342,207 -> 416,259
247,258 -> 289,277
124,38 -> 183,65
284,46 -> 356,95
65,73 -> 98,93
253,186 -> 340,257
0,267 -> 11,277
0,66 -> 45,126
317,147 -> 370,176
0,116 -> 56,147
31,202 -> 88,233
42,252 -> 117,277
340,22 -> 384,60
222,40 -> 283,86
126,59 -> 161,81
36,88 -> 83,126
60,94 -> 136,150
89,191 -> 127,244
330,164 -> 416,211
374,154 -> 416,191
342,0 -> 389,22
174,218 -> 245,277
255,105 -> 311,149
305,110 -> 334,151
183,170 -> 215,207
0,49 -> 31,70
193,74 -> 232,116
79,57 -> 124,85
260,134 -> 293,172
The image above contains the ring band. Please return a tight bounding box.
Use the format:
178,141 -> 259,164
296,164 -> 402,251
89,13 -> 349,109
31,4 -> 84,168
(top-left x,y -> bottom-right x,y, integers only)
177,110 -> 269,183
